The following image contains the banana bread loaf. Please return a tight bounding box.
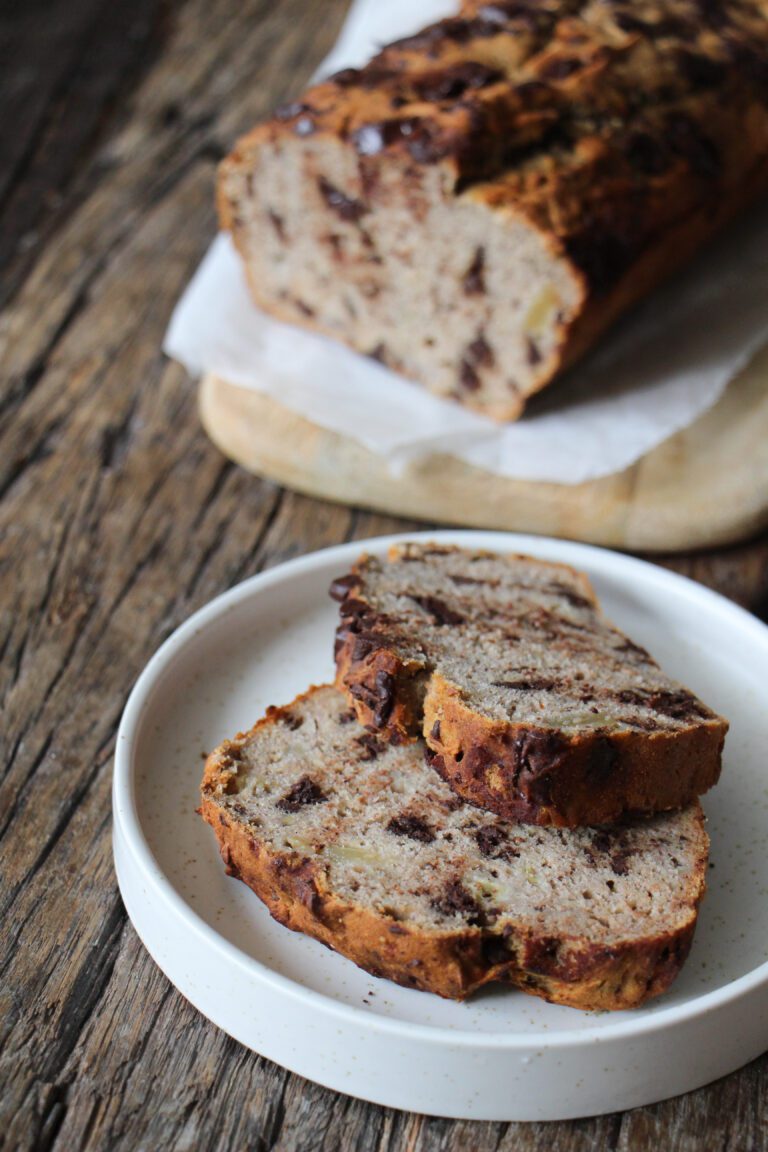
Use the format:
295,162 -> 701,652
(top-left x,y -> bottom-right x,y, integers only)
218,0 -> 768,420
200,685 -> 709,1008
333,542 -> 728,826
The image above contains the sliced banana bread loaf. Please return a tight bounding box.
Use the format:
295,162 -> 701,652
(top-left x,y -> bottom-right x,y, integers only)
333,543 -> 727,826
199,685 -> 709,1009
218,0 -> 768,420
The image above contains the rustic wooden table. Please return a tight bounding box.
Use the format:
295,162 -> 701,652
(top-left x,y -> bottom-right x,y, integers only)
2,1 -> 767,1148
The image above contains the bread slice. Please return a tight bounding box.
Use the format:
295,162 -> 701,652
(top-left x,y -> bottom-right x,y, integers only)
199,685 -> 709,1009
333,543 -> 727,826
217,0 -> 768,420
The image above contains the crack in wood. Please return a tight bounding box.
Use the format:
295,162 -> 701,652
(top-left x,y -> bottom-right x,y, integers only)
33,1081 -> 71,1152
0,729 -> 54,846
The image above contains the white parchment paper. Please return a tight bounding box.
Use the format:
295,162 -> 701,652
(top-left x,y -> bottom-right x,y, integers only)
164,0 -> 768,484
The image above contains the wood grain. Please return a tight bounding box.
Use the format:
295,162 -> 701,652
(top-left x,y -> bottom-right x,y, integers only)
200,342 -> 768,553
0,1 -> 766,1150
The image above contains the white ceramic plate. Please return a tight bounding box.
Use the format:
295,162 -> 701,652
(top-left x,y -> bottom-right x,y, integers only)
113,531 -> 768,1121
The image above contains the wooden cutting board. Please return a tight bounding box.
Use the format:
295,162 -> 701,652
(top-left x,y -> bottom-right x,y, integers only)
199,342 -> 768,553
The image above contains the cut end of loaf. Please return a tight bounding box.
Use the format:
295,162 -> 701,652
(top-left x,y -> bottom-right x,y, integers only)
200,684 -> 709,1009
217,0 -> 768,421
219,131 -> 583,421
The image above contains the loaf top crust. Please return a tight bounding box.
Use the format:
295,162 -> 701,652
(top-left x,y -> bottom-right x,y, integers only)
230,0 -> 768,295
200,685 -> 709,1005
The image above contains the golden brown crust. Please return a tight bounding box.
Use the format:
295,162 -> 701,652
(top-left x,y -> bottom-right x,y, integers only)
200,724 -> 708,1008
424,672 -> 725,825
332,547 -> 727,826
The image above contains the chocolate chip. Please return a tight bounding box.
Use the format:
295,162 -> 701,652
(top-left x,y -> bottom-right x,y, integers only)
338,708 -> 357,725
333,625 -> 353,659
431,878 -> 483,924
351,635 -> 376,661
615,687 -> 706,721
281,712 -> 303,731
349,670 -> 395,728
430,719 -> 441,742
338,596 -> 370,618
512,729 -> 567,803
524,935 -> 561,975
386,813 -> 435,843
547,582 -> 592,611
467,333 -> 494,367
354,732 -> 385,761
329,572 -> 358,602
276,776 -> 327,812
650,690 -> 708,721
293,869 -> 320,913
462,246 -> 486,296
475,824 -> 509,857
589,830 -> 614,856
526,337 -> 542,365
449,573 -> 491,586
459,359 -> 480,392
352,677 -> 393,723
481,936 -> 510,966
408,594 -> 464,625
410,61 -> 503,103
615,688 -> 647,708
373,670 -> 395,726
615,637 -> 651,662
268,210 -> 286,242
539,56 -> 582,81
492,677 -> 558,691
317,176 -> 367,223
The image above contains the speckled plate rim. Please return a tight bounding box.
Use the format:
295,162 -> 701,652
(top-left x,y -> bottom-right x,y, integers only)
113,530 -> 768,1055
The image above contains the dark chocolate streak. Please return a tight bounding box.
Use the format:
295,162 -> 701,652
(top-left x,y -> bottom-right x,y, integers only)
276,775 -> 327,812
329,573 -> 358,601
355,732 -> 386,760
386,813 -> 436,842
431,877 -> 484,925
407,594 -> 464,625
463,246 -> 486,295
317,176 -> 367,222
